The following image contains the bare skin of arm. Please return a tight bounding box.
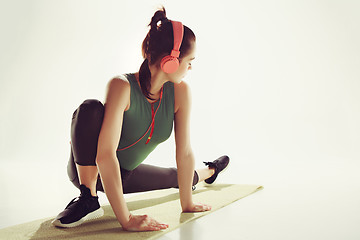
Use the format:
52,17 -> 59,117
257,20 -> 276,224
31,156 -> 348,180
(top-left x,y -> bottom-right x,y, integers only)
96,77 -> 168,231
174,81 -> 212,212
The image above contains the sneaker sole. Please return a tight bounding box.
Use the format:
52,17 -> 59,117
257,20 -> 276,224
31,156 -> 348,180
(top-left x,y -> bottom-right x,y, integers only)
51,207 -> 104,228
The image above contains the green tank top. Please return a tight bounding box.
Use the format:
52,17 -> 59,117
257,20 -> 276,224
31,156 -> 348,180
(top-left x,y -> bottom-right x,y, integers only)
116,73 -> 174,170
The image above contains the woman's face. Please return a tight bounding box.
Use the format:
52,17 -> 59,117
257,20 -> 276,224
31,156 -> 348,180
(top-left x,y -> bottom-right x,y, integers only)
168,42 -> 196,84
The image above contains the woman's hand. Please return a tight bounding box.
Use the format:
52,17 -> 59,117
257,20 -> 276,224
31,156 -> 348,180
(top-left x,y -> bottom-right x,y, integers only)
182,202 -> 212,213
122,214 -> 169,232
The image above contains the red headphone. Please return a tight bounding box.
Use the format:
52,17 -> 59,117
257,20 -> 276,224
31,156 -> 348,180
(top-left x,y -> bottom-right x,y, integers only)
160,21 -> 184,74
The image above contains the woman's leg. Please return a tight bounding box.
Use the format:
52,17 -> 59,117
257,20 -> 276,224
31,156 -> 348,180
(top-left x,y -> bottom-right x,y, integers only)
54,99 -> 106,228
68,149 -> 105,191
121,164 -> 200,194
120,156 -> 227,194
195,168 -> 215,182
67,99 -> 105,196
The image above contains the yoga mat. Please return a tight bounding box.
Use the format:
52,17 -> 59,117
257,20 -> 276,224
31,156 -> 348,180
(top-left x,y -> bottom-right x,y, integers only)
0,183 -> 263,240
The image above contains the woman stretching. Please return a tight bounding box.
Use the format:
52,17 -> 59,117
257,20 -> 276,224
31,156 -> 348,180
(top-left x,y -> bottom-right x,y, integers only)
52,7 -> 229,232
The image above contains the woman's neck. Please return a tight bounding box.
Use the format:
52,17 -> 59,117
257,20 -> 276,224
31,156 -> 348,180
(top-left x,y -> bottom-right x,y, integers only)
149,65 -> 168,95
135,66 -> 168,102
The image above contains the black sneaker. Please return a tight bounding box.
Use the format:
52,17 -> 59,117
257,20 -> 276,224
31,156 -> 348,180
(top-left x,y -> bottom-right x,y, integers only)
203,155 -> 230,184
51,185 -> 104,228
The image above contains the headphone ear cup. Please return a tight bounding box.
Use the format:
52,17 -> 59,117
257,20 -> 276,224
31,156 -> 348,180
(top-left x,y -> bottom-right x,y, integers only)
160,55 -> 179,74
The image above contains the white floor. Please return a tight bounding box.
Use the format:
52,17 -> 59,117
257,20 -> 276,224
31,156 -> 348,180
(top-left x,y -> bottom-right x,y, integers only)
1,151 -> 360,240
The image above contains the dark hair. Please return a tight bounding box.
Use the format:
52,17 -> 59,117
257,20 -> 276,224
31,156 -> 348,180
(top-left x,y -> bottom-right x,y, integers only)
139,7 -> 196,100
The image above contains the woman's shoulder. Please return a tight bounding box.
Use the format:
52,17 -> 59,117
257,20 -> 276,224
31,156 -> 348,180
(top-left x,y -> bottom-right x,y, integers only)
105,74 -> 131,97
174,81 -> 191,113
174,81 -> 190,97
111,74 -> 131,84
107,74 -> 133,90
104,74 -> 131,111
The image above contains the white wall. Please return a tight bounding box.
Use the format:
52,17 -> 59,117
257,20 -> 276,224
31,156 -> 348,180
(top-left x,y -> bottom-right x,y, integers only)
1,0 -> 359,230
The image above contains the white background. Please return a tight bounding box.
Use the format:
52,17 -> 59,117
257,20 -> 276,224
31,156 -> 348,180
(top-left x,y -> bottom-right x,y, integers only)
1,0 -> 360,239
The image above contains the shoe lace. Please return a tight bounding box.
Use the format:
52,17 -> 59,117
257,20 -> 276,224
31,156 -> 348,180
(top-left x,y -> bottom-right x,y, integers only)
203,161 -> 217,170
65,195 -> 92,210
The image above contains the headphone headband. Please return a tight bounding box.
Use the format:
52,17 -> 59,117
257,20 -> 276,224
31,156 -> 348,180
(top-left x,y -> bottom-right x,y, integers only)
170,21 -> 183,57
160,20 -> 184,74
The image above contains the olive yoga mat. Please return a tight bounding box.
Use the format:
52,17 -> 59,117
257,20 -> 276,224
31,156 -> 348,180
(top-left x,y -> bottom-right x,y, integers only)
0,183 -> 263,240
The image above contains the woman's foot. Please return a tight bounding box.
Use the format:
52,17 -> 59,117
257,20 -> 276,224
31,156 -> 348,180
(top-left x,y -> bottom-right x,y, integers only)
203,155 -> 230,184
51,185 -> 104,228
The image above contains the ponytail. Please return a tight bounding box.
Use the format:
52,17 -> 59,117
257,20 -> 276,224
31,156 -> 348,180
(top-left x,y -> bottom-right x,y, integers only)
149,7 -> 169,32
139,58 -> 152,100
139,7 -> 168,100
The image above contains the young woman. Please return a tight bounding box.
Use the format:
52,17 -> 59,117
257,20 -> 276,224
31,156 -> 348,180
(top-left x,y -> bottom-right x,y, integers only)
52,7 -> 229,232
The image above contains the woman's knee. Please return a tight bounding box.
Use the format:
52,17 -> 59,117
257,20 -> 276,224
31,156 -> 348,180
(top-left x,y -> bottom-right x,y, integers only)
75,99 -> 105,125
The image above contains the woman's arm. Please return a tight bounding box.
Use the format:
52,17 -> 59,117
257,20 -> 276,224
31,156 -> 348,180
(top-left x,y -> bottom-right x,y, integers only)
96,77 -> 131,225
174,81 -> 211,212
96,77 -> 168,231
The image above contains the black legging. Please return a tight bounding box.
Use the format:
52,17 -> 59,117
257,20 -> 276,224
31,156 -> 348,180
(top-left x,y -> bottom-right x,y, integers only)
67,99 -> 198,194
